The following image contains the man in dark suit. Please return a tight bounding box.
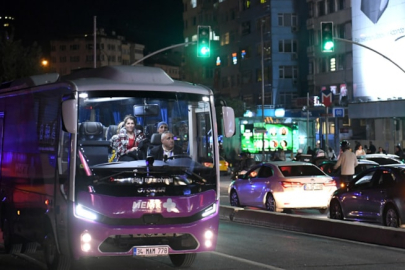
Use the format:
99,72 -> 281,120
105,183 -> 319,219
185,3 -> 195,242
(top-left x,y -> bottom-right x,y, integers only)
149,131 -> 183,160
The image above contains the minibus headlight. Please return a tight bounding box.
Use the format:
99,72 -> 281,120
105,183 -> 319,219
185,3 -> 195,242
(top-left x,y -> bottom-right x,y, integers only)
76,204 -> 98,221
201,203 -> 217,218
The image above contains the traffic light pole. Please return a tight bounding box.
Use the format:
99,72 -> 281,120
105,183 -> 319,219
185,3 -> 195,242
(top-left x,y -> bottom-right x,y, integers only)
333,37 -> 405,73
131,41 -> 196,66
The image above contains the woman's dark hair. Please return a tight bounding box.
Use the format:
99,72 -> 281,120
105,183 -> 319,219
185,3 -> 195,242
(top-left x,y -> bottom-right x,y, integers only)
123,115 -> 136,125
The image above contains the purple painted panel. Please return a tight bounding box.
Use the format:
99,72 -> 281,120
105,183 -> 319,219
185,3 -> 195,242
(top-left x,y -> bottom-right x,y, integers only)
76,189 -> 216,218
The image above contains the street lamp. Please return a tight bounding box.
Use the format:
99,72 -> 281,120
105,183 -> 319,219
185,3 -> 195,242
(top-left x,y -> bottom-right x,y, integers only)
41,59 -> 48,67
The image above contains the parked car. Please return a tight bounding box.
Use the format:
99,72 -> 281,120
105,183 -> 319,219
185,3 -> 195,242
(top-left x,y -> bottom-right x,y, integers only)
362,154 -> 403,165
203,156 -> 231,175
329,164 -> 405,227
318,159 -> 379,188
228,161 -> 337,213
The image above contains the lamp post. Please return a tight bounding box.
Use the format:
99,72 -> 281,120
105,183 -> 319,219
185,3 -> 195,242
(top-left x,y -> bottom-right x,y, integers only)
261,19 -> 265,161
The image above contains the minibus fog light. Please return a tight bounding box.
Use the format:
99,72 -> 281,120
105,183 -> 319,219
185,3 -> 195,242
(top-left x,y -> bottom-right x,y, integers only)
204,230 -> 214,240
81,232 -> 92,243
81,243 -> 91,252
81,231 -> 92,252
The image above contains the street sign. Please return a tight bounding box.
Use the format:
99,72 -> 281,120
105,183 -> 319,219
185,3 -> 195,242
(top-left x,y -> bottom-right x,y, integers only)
333,107 -> 344,117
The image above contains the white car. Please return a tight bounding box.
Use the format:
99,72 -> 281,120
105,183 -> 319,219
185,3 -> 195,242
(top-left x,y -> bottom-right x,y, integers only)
228,161 -> 337,213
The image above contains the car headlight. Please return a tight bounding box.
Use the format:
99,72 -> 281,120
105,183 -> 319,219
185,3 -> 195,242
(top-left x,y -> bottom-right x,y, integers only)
75,204 -> 98,221
201,203 -> 217,218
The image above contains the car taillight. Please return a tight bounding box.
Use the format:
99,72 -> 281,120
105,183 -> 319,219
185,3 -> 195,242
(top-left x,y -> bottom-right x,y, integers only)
323,180 -> 336,187
225,161 -> 229,166
280,181 -> 303,188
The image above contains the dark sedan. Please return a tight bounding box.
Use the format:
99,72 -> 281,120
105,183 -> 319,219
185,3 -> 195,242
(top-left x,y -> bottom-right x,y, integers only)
328,165 -> 405,227
318,159 -> 379,188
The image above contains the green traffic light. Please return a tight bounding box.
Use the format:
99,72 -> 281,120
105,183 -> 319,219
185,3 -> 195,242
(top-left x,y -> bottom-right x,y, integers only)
200,46 -> 210,55
197,25 -> 211,57
323,41 -> 334,51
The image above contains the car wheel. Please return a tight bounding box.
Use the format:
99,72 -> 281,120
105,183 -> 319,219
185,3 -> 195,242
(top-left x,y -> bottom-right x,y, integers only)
230,190 -> 241,207
329,199 -> 343,220
169,253 -> 196,267
384,206 -> 400,228
265,193 -> 276,212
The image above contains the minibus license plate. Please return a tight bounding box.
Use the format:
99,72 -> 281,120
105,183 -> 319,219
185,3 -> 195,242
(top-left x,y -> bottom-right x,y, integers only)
133,246 -> 169,256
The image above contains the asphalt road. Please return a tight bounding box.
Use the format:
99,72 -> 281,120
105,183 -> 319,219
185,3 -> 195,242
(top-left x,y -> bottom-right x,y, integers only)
2,221 -> 405,269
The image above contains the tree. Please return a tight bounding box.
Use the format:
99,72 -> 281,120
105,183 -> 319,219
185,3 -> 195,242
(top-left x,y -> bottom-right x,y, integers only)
0,32 -> 42,82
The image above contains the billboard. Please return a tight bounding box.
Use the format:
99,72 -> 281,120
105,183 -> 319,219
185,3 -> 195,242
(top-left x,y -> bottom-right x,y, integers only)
240,123 -> 299,153
352,0 -> 405,101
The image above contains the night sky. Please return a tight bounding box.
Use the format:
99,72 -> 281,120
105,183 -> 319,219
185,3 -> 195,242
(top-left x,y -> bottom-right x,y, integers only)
3,0 -> 184,53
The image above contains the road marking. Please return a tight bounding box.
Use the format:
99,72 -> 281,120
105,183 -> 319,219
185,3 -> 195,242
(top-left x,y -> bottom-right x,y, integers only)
212,251 -> 285,270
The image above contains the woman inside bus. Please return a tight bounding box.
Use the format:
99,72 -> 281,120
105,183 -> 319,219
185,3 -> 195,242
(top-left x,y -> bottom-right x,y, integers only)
111,115 -> 146,161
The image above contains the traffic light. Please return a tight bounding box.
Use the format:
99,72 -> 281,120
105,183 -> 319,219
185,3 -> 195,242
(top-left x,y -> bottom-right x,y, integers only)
197,25 -> 211,57
321,22 -> 334,52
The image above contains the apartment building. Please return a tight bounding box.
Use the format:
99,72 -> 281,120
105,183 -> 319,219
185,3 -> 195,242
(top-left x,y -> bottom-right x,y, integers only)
50,29 -> 145,75
182,0 -> 305,111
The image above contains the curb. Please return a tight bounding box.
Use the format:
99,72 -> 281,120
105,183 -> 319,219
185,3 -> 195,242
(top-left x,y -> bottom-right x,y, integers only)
219,206 -> 405,249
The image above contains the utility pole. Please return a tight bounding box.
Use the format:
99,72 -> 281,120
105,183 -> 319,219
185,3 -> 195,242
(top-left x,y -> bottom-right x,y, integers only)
261,19 -> 265,162
93,16 -> 97,68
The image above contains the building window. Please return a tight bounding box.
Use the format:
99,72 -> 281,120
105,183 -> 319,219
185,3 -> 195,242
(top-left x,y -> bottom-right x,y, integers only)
221,32 -> 230,46
279,66 -> 297,79
221,76 -> 229,88
242,70 -> 252,84
328,0 -> 335,13
51,45 -> 56,51
338,0 -> 345,10
51,57 -> 56,63
256,67 -> 271,82
204,67 -> 214,79
193,16 -> 197,26
277,13 -> 297,27
320,57 -> 327,73
60,56 -> 66,63
318,1 -> 325,16
337,54 -> 346,70
70,44 -> 80,50
86,55 -> 93,62
70,56 -> 80,62
308,2 -> 314,18
60,45 -> 66,51
241,21 -> 251,35
337,23 -> 345,38
243,0 -> 251,10
278,40 -> 297,53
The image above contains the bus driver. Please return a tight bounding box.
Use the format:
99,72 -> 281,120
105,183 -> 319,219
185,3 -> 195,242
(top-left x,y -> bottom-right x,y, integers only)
149,131 -> 183,160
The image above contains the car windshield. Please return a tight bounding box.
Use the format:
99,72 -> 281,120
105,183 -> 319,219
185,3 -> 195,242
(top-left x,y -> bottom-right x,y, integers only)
279,165 -> 326,177
75,90 -> 216,193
